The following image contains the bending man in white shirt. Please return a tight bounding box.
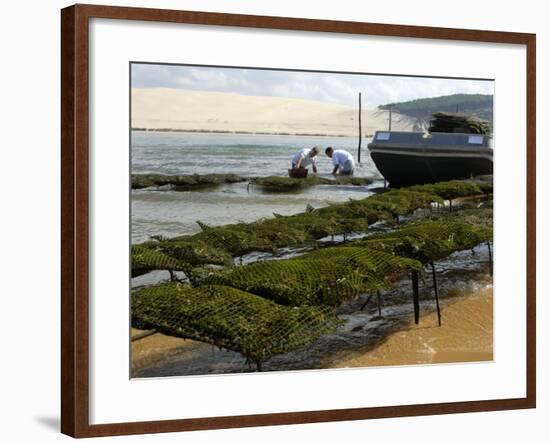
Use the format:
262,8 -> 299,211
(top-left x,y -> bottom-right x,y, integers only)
291,147 -> 319,173
325,147 -> 355,176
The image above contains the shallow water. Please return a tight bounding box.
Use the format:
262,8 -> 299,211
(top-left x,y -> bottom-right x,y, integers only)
132,131 -> 376,176
131,132 -> 379,242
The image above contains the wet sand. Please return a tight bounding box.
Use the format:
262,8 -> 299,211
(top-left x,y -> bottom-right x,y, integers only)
131,330 -> 199,372
331,287 -> 493,368
131,286 -> 493,375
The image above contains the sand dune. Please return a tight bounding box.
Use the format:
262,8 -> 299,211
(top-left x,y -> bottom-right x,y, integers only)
131,88 -> 416,137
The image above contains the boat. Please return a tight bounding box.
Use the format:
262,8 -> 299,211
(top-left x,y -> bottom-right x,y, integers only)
367,130 -> 493,187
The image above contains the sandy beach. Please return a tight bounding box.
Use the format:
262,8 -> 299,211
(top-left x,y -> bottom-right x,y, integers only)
131,328 -> 198,373
131,88 -> 416,137
331,287 -> 493,368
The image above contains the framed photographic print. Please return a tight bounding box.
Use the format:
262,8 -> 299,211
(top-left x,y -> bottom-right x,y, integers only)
61,3 -> 536,438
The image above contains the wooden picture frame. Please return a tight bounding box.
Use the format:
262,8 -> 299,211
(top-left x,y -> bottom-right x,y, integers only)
61,3 -> 536,437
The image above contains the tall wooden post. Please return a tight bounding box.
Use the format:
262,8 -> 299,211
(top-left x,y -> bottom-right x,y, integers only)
357,92 -> 362,163
388,105 -> 393,132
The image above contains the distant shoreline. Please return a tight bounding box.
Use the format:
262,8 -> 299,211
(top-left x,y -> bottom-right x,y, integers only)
131,127 -> 374,138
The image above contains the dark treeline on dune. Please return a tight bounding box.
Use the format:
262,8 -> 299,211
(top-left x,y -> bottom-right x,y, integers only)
378,94 -> 493,130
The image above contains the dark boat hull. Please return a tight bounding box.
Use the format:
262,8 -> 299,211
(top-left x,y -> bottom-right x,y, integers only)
368,131 -> 493,187
370,151 -> 493,186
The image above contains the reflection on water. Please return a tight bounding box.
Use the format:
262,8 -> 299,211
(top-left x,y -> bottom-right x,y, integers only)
132,182 -> 378,243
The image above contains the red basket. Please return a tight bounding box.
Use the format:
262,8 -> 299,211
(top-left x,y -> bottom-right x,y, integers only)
288,168 -> 309,179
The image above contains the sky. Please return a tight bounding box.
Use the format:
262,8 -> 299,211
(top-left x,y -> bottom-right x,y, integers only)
132,63 -> 494,108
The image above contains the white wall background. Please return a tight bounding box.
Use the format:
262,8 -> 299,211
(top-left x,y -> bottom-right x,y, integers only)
0,1 -> 546,441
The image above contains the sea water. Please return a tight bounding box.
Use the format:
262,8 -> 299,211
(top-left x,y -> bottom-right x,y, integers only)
131,131 -> 380,243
